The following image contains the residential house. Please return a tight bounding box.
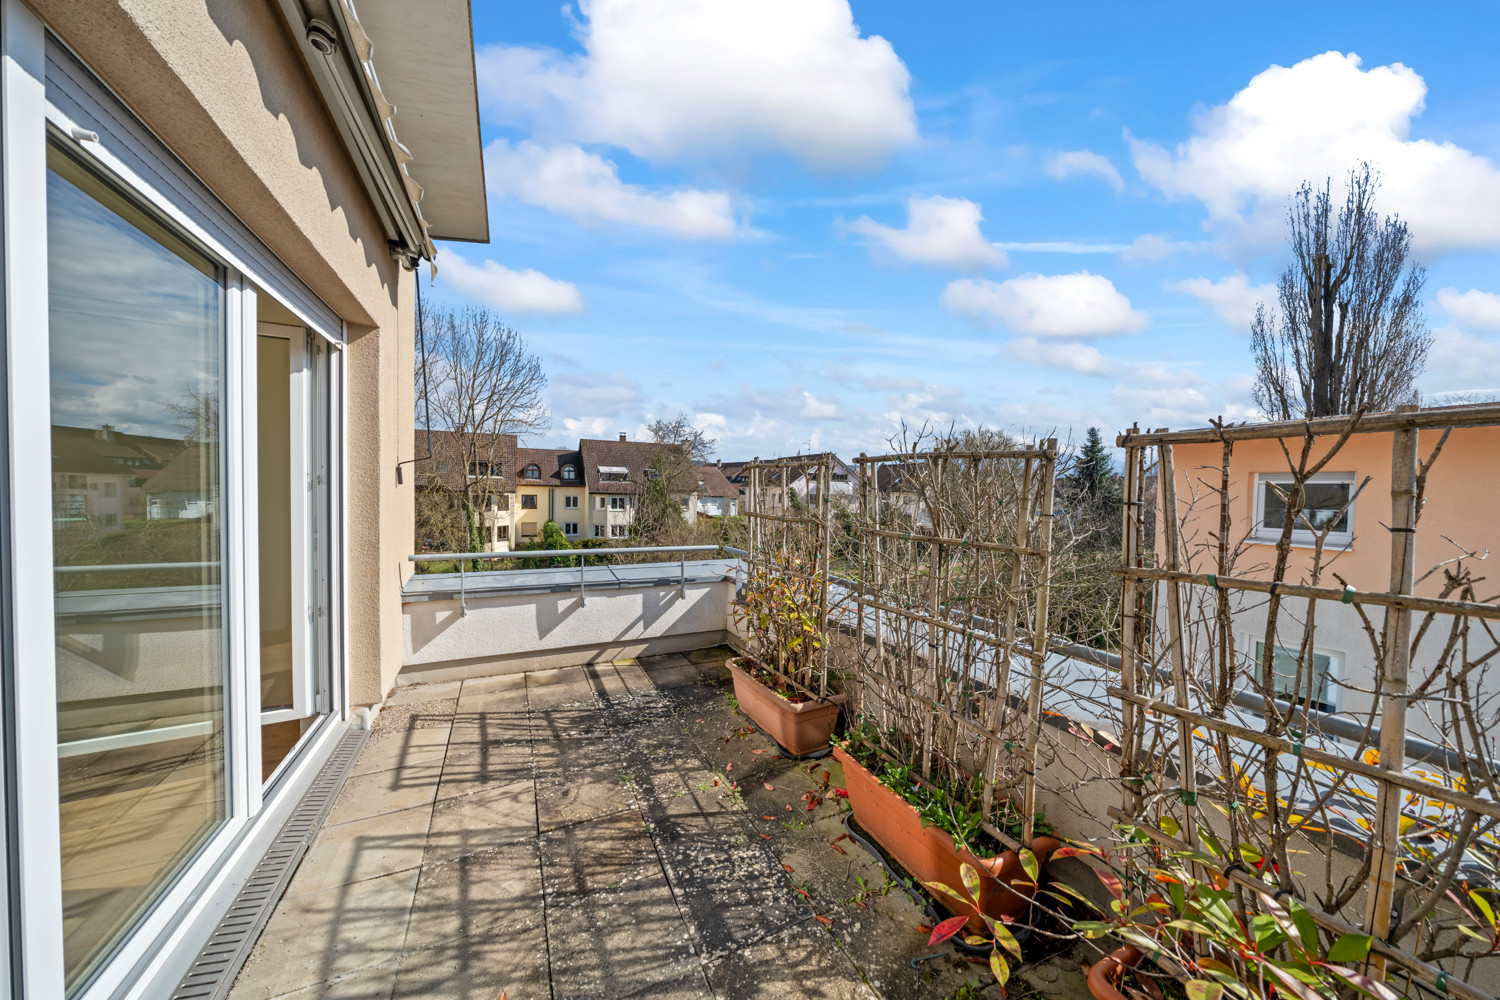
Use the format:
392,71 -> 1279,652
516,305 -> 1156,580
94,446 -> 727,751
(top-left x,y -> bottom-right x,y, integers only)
720,453 -> 856,513
687,463 -> 740,520
411,429 -> 519,549
515,446 -> 586,541
0,0 -> 487,995
1164,409 -> 1500,749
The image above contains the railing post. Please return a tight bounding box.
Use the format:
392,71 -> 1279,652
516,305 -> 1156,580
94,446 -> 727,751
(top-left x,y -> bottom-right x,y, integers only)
459,559 -> 467,617
680,554 -> 686,598
580,551 -> 587,607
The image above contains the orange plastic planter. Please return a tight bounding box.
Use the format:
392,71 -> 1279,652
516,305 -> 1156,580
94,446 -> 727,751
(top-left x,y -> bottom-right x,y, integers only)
1087,945 -> 1142,1000
833,746 -> 1061,932
726,659 -> 844,756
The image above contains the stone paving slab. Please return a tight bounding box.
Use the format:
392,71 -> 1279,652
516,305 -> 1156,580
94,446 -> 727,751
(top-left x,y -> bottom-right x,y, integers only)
231,645 -> 1092,1000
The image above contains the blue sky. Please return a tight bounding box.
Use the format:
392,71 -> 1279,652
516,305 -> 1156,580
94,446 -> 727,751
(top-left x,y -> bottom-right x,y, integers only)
426,0 -> 1500,459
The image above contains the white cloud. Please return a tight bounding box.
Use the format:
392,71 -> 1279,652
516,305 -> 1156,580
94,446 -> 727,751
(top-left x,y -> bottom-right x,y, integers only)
485,140 -> 739,238
845,196 -> 1006,271
800,391 -> 840,418
439,255 -> 586,315
1168,273 -> 1277,333
1121,234 -> 1203,262
1131,51 -> 1500,253
1428,327 -> 1500,387
476,0 -> 917,170
1437,288 -> 1500,331
940,272 -> 1149,337
1045,150 -> 1125,193
1005,338 -> 1117,376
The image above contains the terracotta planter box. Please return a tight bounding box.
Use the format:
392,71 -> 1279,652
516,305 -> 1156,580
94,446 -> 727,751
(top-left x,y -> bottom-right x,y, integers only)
726,658 -> 844,756
833,746 -> 1060,932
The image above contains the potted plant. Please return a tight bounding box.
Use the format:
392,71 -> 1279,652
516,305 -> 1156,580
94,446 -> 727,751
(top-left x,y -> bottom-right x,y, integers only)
832,732 -> 1062,936
1070,839 -> 1399,1000
729,556 -> 845,755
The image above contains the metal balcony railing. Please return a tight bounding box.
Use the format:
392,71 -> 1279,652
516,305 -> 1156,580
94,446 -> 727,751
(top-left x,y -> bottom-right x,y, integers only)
408,544 -> 748,614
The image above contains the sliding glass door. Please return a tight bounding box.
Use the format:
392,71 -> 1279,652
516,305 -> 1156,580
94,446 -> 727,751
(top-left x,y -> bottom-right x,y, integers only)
47,140 -> 227,988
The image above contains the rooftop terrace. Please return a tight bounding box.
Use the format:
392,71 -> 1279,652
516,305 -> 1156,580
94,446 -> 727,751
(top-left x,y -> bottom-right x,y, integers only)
228,647 -> 1092,1000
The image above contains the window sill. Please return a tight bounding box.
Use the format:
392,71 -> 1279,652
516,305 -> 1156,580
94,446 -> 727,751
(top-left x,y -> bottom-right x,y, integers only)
1247,534 -> 1353,552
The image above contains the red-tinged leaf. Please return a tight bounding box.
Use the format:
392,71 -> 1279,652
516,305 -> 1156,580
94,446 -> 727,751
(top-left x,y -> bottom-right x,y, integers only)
752,749 -> 767,754
834,787 -> 849,798
761,815 -> 776,820
1098,871 -> 1124,899
917,924 -> 933,934
764,782 -> 776,791
713,779 -> 720,787
1321,966 -> 1400,1000
830,841 -> 847,854
929,914 -> 970,945
786,804 -> 793,812
815,914 -> 834,926
783,863 -> 796,873
760,833 -> 773,839
793,886 -> 811,899
832,833 -> 850,843
725,763 -> 734,771
1051,846 -> 1099,859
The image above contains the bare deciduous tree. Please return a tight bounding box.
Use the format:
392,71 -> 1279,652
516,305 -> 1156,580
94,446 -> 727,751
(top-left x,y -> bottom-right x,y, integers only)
416,305 -> 549,551
643,411 -> 715,464
1251,163 -> 1429,419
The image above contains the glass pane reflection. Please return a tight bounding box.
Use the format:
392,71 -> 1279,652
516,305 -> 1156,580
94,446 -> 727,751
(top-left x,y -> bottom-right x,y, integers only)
47,145 -> 227,990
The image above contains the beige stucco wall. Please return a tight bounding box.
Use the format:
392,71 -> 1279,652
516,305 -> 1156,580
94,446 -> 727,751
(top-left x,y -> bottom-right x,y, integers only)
32,0 -> 417,706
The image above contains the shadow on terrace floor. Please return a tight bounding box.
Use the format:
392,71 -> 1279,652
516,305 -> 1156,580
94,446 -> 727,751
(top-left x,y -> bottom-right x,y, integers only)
228,647 -> 1092,1000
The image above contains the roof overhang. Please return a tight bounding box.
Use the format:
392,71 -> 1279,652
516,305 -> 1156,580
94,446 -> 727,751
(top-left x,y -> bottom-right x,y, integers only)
352,0 -> 489,243
275,0 -> 488,264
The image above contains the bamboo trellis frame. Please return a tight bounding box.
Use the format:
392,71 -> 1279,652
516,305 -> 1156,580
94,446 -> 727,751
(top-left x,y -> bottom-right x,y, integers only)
844,439 -> 1061,847
1116,403 -> 1500,1000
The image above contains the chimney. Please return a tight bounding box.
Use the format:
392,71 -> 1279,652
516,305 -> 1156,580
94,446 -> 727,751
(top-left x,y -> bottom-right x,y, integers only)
97,424 -> 115,442
618,432 -> 627,442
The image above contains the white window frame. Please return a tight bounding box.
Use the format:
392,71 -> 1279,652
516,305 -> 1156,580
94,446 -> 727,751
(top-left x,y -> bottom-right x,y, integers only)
563,522 -> 578,536
563,495 -> 578,509
1251,471 -> 1356,549
1246,635 -> 1343,713
609,496 -> 627,511
0,17 -> 353,999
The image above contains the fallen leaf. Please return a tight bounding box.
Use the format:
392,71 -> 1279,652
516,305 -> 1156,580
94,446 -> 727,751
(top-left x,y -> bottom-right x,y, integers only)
760,815 -> 776,820
725,763 -> 734,771
830,842 -> 847,855
760,833 -> 773,839
785,804 -> 793,812
815,915 -> 834,926
783,864 -> 796,873
763,782 -> 775,791
793,886 -> 811,899
752,749 -> 767,754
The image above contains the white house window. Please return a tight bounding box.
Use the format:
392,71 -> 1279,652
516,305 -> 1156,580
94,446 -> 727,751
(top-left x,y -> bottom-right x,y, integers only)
598,465 -> 628,482
1253,641 -> 1339,713
564,495 -> 578,509
523,463 -> 541,480
563,522 -> 578,535
611,524 -> 627,538
609,496 -> 626,511
561,465 -> 577,481
521,494 -> 537,509
1255,473 -> 1355,546
593,525 -> 604,537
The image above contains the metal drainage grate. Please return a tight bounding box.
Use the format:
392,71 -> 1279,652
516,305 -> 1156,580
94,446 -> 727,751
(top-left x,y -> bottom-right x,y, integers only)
169,726 -> 369,1000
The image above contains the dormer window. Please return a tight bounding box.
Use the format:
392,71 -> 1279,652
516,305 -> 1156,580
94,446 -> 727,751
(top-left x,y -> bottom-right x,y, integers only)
523,464 -> 541,480
598,465 -> 629,482
561,465 -> 577,481
468,461 -> 501,477
645,469 -> 659,481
